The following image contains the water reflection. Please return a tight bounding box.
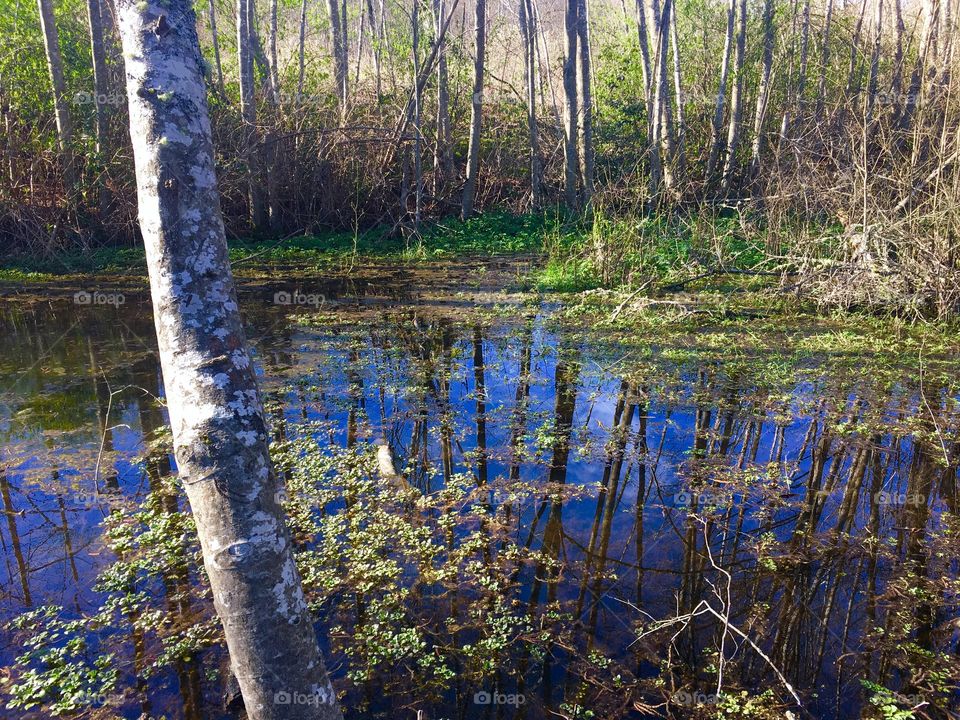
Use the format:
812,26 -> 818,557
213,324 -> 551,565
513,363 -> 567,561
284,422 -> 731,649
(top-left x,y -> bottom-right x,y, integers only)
0,286 -> 959,719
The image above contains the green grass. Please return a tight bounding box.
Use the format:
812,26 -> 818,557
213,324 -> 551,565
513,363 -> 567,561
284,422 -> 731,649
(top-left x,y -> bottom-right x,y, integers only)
0,211 -> 565,279
0,208 -> 804,297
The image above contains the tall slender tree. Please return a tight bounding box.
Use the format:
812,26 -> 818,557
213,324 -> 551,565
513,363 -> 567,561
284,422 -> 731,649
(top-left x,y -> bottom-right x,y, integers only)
576,0 -> 595,205
461,0 -> 486,217
749,0 -> 775,175
519,0 -> 543,205
238,0 -> 268,227
112,0 -> 342,718
37,0 -> 75,191
269,0 -> 281,103
434,0 -> 454,190
720,0 -> 747,194
326,0 -> 348,108
86,0 -> 109,155
815,0 -> 834,120
297,0 -> 308,96
209,0 -> 226,96
706,0 -> 736,185
563,0 -> 579,207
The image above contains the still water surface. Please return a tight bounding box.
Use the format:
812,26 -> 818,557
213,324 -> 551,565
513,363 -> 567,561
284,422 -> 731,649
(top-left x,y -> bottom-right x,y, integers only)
1,270 -> 958,719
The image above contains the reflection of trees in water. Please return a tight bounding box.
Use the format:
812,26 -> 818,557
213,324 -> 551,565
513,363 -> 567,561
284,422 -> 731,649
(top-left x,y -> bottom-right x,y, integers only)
3,300 -> 960,718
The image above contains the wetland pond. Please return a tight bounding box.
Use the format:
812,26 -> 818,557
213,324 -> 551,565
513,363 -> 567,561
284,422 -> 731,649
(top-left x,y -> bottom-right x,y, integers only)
1,263 -> 959,720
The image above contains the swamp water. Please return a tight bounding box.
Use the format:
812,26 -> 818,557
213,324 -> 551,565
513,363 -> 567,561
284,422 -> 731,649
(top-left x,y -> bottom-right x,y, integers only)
1,267 -> 959,720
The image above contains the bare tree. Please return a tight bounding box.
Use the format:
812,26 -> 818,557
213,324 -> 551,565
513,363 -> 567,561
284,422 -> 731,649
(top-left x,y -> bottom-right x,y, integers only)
209,0 -> 227,96
815,0 -> 834,120
705,0 -> 736,185
326,0 -> 348,107
634,0 -> 653,100
86,0 -> 109,155
411,0 -> 423,228
846,0 -> 869,95
577,0 -> 595,205
650,0 -> 675,194
37,0 -> 75,191
298,0 -> 308,96
112,1 -> 343,718
669,5 -> 686,178
749,0 -> 775,175
462,0 -> 486,218
519,0 -> 543,205
563,0 -> 579,207
720,0 -> 746,195
434,0 -> 454,190
238,0 -> 268,227
269,0 -> 281,103
779,0 -> 810,138
891,0 -> 905,102
865,0 -> 884,126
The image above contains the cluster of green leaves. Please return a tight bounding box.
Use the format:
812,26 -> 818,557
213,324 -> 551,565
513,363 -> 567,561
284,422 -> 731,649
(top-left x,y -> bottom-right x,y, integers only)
273,437 -> 564,702
4,432 -> 622,715
3,477 -> 217,715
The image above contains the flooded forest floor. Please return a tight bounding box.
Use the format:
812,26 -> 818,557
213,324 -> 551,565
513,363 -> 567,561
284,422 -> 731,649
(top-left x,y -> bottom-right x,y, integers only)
1,253 -> 959,720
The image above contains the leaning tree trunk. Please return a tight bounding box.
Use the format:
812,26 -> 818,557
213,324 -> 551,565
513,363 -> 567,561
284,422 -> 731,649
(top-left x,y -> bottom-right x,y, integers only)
562,0 -> 579,208
576,0 -> 595,206
113,1 -> 342,718
461,0 -> 486,218
719,0 -> 747,195
37,0 -> 75,192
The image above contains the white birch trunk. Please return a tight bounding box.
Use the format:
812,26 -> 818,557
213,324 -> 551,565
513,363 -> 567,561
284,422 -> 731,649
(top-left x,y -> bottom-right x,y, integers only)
113,1 -> 342,718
